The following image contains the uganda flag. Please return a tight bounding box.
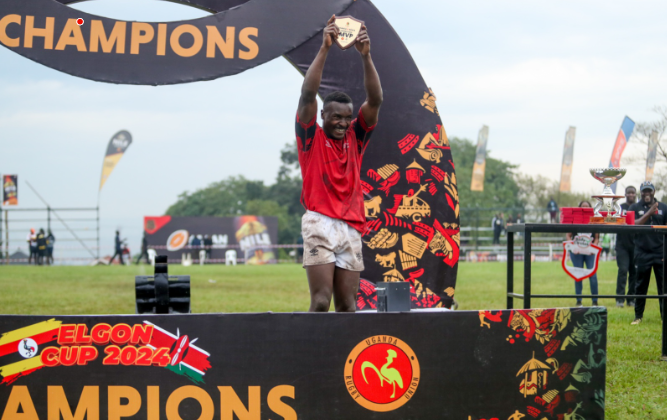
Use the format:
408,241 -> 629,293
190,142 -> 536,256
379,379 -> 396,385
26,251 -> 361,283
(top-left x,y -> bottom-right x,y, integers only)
143,321 -> 211,384
0,319 -> 61,385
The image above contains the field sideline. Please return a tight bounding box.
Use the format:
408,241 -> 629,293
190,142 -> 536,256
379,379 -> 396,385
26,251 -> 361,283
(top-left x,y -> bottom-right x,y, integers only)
0,261 -> 665,419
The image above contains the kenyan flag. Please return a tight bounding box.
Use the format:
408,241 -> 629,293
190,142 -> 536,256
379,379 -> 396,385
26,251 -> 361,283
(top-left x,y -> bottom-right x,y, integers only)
143,321 -> 211,384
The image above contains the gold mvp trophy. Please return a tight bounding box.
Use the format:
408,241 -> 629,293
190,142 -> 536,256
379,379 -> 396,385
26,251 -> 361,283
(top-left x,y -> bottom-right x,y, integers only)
589,168 -> 627,224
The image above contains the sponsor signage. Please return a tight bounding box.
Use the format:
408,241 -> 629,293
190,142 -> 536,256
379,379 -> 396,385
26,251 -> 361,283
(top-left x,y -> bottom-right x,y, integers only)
2,175 -> 18,206
470,125 -> 488,192
99,130 -> 132,191
0,310 -> 606,419
0,0 -> 354,85
559,126 -> 576,192
144,215 -> 278,263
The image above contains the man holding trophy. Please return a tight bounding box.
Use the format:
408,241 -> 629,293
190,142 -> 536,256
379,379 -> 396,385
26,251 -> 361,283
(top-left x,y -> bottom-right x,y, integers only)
295,15 -> 383,312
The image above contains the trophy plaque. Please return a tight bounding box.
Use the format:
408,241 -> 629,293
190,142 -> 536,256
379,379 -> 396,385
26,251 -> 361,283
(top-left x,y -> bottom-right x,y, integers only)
589,168 -> 627,224
334,16 -> 364,50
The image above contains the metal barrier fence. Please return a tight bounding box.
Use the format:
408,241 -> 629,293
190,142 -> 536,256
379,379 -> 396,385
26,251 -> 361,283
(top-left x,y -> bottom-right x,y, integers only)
1,207 -> 100,264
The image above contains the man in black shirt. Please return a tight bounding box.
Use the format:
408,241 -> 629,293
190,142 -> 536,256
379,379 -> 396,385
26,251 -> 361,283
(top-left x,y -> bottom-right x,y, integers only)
628,181 -> 667,324
616,185 -> 637,308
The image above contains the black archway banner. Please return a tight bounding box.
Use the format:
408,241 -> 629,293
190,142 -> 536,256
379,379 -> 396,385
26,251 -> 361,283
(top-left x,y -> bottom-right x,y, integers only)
1,0 -> 460,309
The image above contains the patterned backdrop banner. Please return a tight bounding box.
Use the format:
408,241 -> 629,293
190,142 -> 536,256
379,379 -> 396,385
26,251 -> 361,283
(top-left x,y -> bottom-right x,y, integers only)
471,125 -> 489,192
0,309 -> 607,419
1,0 -> 460,308
559,127 -> 576,192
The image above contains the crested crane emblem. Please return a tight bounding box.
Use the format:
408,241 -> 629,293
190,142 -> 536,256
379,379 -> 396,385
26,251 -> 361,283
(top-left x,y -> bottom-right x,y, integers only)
344,336 -> 420,412
18,338 -> 38,359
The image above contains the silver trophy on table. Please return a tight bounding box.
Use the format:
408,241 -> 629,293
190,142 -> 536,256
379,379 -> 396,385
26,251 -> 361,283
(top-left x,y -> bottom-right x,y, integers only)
590,168 -> 627,223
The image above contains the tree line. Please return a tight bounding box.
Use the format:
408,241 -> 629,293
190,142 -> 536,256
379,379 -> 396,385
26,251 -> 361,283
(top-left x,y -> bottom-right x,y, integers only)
165,138 -> 593,243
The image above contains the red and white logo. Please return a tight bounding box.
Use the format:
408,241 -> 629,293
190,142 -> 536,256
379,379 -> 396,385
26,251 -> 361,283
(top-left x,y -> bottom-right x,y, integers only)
562,235 -> 602,281
344,336 -> 419,412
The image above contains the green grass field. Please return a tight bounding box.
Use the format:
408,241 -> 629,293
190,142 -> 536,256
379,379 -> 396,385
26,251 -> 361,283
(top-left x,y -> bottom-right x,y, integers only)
1,262 -> 665,419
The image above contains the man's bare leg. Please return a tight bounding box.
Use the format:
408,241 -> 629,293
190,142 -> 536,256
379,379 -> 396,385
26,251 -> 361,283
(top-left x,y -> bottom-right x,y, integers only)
333,267 -> 360,312
307,263 -> 336,312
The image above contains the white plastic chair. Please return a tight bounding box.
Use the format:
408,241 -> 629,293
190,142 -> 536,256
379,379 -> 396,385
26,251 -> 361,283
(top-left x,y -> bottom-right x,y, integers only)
181,253 -> 192,267
225,250 -> 237,266
147,249 -> 157,267
199,250 -> 207,266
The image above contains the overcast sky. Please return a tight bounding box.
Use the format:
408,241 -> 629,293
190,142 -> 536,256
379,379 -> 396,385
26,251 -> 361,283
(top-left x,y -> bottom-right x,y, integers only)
1,0 -> 666,259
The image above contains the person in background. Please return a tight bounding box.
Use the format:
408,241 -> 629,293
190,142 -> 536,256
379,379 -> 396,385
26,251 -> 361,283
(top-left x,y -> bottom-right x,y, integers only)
492,212 -> 504,245
203,234 -> 213,261
616,185 -> 637,308
36,228 -> 47,266
190,234 -> 201,259
566,200 -> 599,307
628,181 -> 666,325
27,228 -> 37,265
600,233 -> 611,261
46,230 -> 55,265
515,213 -> 524,239
135,232 -> 149,264
110,230 -> 124,265
547,197 -> 559,223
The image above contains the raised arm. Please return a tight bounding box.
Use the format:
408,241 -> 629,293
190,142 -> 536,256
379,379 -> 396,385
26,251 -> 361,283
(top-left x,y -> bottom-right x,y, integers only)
355,25 -> 383,127
297,15 -> 339,123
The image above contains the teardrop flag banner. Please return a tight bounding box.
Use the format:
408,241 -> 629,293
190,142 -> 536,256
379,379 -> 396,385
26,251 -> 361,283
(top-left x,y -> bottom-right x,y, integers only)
608,116 -> 635,193
470,125 -> 488,192
646,131 -> 658,182
559,126 -> 576,192
99,130 -> 132,191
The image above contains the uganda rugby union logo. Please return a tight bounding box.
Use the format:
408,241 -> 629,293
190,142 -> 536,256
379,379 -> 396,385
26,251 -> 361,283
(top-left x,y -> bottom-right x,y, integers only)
344,335 -> 419,412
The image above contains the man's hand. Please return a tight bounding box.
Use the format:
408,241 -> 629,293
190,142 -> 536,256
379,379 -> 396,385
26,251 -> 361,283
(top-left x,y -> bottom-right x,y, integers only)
354,25 -> 370,56
650,201 -> 660,215
322,15 -> 339,50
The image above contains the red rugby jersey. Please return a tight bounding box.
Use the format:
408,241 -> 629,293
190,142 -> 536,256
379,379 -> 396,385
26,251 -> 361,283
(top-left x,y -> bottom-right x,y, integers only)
296,110 -> 376,233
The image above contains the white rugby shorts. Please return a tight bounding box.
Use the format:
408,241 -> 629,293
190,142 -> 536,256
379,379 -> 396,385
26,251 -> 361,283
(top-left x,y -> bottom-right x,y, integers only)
301,211 -> 364,271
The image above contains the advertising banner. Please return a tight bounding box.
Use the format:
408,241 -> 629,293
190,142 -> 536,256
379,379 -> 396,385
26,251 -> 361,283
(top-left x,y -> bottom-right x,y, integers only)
0,309 -> 607,419
559,127 -> 576,192
144,215 -> 278,264
608,117 -> 635,193
646,131 -> 658,182
2,0 -> 461,309
99,131 -> 132,191
2,175 -> 18,206
470,125 -> 488,192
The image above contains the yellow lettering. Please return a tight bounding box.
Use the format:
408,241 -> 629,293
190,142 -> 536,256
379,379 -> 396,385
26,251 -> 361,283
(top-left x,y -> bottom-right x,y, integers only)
267,385 -> 296,420
90,20 -> 126,53
24,15 -> 54,49
170,24 -> 203,57
131,22 -> 154,55
108,386 -> 141,420
147,386 -> 160,420
238,27 -> 258,60
206,26 -> 234,58
156,23 -> 167,56
166,386 -> 214,420
48,386 -> 99,420
0,14 -> 21,48
1,386 -> 38,420
219,386 -> 260,420
55,19 -> 87,51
